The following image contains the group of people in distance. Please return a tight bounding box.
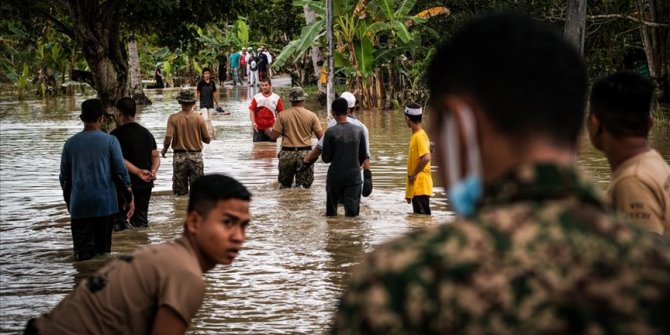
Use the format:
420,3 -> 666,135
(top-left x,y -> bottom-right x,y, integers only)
219,46 -> 273,87
28,12 -> 669,335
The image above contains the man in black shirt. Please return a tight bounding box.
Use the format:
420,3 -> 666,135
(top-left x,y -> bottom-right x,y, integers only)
257,47 -> 269,82
111,97 -> 160,228
322,98 -> 367,216
215,51 -> 227,86
196,68 -> 220,120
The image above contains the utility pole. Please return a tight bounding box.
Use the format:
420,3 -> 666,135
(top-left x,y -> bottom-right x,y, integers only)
326,0 -> 334,114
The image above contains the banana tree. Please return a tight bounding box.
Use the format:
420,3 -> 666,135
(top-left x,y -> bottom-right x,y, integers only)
274,0 -> 448,108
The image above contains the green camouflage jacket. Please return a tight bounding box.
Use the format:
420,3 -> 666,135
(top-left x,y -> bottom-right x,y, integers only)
330,164 -> 670,335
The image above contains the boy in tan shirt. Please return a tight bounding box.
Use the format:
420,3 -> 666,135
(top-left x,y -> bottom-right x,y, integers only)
588,71 -> 670,237
27,174 -> 251,335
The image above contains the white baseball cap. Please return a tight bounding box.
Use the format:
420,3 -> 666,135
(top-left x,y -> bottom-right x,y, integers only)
340,91 -> 356,108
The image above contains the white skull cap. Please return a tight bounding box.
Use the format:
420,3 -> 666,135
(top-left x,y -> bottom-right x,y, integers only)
340,92 -> 356,108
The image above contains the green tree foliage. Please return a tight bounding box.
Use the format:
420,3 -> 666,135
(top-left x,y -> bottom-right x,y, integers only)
274,0 -> 448,108
4,0 -> 244,114
275,0 -> 668,107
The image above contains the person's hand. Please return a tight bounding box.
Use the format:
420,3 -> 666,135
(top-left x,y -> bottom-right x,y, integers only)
296,160 -> 311,172
161,147 -> 168,158
150,170 -> 157,181
139,169 -> 153,183
408,173 -> 416,184
406,198 -> 411,204
252,122 -> 258,131
126,196 -> 135,219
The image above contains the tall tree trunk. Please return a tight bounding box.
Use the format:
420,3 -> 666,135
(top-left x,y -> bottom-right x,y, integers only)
304,5 -> 322,80
66,0 -> 130,131
128,40 -> 152,105
564,0 -> 587,55
639,0 -> 669,103
374,68 -> 383,109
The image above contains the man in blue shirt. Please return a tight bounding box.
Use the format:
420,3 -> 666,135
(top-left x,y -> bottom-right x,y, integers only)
230,48 -> 241,86
60,98 -> 133,261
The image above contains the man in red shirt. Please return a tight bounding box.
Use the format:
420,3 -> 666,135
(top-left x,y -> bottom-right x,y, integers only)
248,78 -> 284,142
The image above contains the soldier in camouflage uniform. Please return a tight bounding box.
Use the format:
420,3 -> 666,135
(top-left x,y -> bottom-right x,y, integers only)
265,87 -> 323,188
162,90 -> 211,195
330,13 -> 670,335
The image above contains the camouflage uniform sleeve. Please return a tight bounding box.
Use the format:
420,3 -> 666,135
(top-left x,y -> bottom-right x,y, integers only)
330,233 -> 432,335
330,251 -> 396,335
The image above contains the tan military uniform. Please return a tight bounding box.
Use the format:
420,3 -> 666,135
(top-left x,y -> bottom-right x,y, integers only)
608,149 -> 670,237
330,164 -> 670,334
273,106 -> 322,188
166,110 -> 210,195
273,106 -> 322,148
35,237 -> 205,334
165,111 -> 209,152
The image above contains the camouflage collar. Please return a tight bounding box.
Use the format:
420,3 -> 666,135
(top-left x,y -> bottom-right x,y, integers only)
479,164 -> 605,210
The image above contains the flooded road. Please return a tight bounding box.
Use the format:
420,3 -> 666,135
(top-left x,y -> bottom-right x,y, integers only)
1,84 -> 668,334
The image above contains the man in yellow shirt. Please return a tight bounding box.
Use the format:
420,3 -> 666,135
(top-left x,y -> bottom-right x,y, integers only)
587,71 -> 670,237
404,102 -> 433,214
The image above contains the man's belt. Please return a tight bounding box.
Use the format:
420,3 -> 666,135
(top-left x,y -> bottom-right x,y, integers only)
281,146 -> 312,151
173,150 -> 201,153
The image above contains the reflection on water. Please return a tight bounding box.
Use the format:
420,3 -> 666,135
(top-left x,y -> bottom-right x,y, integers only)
1,87 -> 668,334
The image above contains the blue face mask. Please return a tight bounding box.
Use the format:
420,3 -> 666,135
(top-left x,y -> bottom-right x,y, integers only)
442,108 -> 483,217
447,173 -> 482,217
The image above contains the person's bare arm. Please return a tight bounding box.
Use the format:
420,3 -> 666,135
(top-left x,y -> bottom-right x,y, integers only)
151,306 -> 187,335
303,146 -> 321,165
150,149 -> 160,180
249,110 -> 258,131
314,130 -> 324,140
409,153 -> 431,183
162,136 -> 172,158
265,129 -> 280,140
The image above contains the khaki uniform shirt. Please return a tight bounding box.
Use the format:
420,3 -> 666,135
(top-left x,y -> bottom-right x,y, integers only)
35,237 -> 205,334
272,106 -> 322,148
331,164 -> 670,334
166,110 -> 209,151
608,149 -> 670,237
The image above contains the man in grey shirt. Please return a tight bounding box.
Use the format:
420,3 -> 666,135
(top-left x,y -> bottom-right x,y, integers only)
322,98 -> 367,217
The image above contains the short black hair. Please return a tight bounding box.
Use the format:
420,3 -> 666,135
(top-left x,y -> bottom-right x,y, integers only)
188,174 -> 252,215
317,60 -> 324,66
590,71 -> 654,137
332,98 -> 349,115
261,78 -> 272,85
427,12 -> 587,147
115,97 -> 136,118
202,67 -> 211,74
80,98 -> 104,123
405,102 -> 422,123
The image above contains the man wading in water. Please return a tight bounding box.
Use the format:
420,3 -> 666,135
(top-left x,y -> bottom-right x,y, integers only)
26,174 -> 251,335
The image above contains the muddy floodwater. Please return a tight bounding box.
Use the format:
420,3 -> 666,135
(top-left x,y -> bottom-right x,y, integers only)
1,84 -> 668,334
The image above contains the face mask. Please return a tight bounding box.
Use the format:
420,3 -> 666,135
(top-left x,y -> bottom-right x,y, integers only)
442,107 -> 483,217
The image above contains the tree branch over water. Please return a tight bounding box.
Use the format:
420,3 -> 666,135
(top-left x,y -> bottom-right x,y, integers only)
544,14 -> 670,28
588,14 -> 669,28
